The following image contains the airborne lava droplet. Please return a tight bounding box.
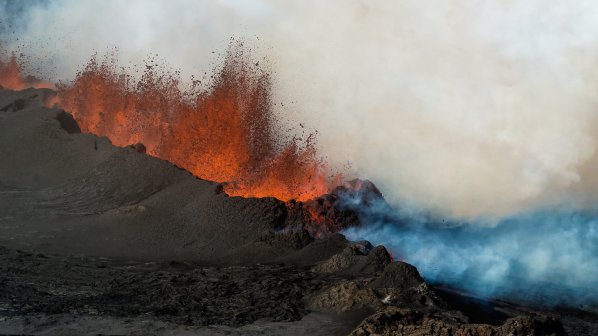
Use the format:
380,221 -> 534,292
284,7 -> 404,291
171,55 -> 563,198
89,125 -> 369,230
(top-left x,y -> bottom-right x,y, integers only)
49,45 -> 337,201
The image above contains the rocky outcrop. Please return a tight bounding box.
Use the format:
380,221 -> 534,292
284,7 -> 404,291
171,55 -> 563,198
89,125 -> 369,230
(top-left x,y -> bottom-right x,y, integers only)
370,261 -> 425,289
127,142 -> 146,153
284,179 -> 393,236
312,241 -> 391,274
350,307 -> 565,336
55,110 -> 81,133
308,258 -> 443,313
309,252 -> 565,336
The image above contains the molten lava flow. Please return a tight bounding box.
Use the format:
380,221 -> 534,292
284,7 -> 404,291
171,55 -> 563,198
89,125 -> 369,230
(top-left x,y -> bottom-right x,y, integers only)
54,50 -> 335,201
0,54 -> 53,90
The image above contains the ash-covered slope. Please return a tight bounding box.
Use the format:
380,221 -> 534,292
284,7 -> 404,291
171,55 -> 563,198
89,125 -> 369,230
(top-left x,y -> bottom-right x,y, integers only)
0,88 -> 344,265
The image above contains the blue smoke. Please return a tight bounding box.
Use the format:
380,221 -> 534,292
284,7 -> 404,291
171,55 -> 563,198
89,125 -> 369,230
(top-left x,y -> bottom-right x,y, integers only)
343,199 -> 598,307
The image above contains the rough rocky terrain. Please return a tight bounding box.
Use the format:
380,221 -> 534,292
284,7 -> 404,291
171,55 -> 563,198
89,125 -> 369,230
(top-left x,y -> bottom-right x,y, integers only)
0,88 -> 595,335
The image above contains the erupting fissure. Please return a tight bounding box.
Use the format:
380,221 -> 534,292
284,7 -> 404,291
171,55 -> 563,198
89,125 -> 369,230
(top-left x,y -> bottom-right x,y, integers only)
0,47 -> 338,201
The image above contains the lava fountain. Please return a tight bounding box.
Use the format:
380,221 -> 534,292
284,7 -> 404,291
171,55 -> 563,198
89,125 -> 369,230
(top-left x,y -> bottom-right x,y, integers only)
37,47 -> 337,201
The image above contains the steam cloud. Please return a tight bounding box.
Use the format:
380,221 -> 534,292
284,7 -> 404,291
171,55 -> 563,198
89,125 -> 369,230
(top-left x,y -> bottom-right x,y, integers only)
345,205 -> 598,305
3,0 -> 598,304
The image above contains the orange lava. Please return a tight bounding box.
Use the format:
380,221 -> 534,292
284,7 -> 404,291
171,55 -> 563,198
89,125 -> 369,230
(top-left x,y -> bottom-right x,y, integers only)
0,54 -> 53,90
52,49 -> 335,201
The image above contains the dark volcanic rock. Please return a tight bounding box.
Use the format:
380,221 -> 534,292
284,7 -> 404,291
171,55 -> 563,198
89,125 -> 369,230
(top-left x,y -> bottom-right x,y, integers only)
350,307 -> 566,336
127,142 -> 147,153
55,110 -> 81,133
333,179 -> 384,207
312,241 -> 392,275
370,261 -> 425,289
259,230 -> 315,249
308,259 -> 443,314
306,280 -> 380,312
284,178 -> 392,236
0,97 -> 26,112
0,246 -> 318,327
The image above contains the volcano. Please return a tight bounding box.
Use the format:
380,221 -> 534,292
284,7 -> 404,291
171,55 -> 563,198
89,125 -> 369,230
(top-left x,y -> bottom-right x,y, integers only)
2,50 -> 595,335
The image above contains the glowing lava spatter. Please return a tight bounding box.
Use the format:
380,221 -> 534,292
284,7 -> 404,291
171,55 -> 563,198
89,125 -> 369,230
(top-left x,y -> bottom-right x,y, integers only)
47,48 -> 336,201
0,54 -> 53,90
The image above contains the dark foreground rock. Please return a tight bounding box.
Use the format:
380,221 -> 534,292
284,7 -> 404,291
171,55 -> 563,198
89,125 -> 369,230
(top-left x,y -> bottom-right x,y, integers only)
0,244 -> 573,336
0,246 -> 316,327
0,242 -> 419,334
351,307 -> 565,336
0,246 -> 367,335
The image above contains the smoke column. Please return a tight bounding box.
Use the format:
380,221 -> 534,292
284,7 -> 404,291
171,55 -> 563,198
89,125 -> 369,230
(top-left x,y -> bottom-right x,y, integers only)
3,0 -> 598,304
